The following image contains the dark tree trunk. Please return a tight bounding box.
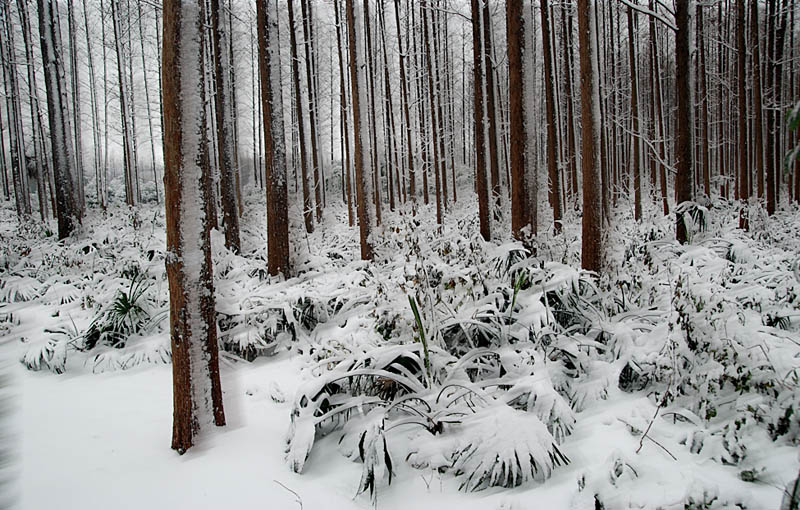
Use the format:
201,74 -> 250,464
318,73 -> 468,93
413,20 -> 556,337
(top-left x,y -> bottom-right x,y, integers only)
577,0 -> 603,272
257,0 -> 290,276
675,0 -> 694,244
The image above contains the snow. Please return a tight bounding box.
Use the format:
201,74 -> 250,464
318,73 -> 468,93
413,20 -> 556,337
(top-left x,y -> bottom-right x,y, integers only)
178,1 -> 216,429
3,181 -> 800,509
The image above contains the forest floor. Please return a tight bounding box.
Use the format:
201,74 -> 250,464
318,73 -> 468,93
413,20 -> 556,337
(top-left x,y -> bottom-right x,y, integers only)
2,188 -> 800,509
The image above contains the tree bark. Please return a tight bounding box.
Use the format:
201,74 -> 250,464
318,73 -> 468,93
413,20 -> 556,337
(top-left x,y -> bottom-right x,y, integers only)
472,0 -> 490,241
675,0 -> 694,244
257,0 -> 290,276
287,0 -> 314,233
211,0 -> 241,252
541,0 -> 563,233
346,0 -> 374,260
577,0 -> 604,272
163,0 -> 226,455
38,0 -> 80,238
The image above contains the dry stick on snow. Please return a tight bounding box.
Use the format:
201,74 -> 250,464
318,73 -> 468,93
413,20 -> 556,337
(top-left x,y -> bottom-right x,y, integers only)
273,480 -> 303,510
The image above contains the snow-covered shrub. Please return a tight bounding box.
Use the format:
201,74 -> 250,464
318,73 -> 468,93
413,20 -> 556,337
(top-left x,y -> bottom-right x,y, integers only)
84,268 -> 154,350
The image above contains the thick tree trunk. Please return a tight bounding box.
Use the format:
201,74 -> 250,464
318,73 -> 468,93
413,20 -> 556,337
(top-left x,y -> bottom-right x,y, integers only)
163,0 -> 226,455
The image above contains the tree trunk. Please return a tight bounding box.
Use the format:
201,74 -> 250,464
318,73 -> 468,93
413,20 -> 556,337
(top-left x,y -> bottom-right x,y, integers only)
422,0 -> 443,225
346,0 -> 375,260
38,0 -> 80,238
334,0 -> 355,226
210,0 -> 241,252
472,0 -> 490,241
507,0 -> 534,240
137,0 -> 159,204
541,0 -> 563,233
163,0 -> 226,455
112,0 -> 138,206
675,0 -> 694,244
577,0 -> 604,272
394,0 -> 415,207
67,0 -> 85,211
627,5 -> 642,221
287,0 -> 314,233
751,0 -> 765,203
300,0 -> 324,221
737,0 -> 749,229
1,1 -> 31,217
257,0 -> 290,276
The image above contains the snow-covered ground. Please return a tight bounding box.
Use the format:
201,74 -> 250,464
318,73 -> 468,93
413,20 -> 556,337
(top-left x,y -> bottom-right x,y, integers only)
3,190 -> 800,509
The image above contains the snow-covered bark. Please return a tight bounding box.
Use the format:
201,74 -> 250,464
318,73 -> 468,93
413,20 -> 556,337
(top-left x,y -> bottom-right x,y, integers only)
257,0 -> 290,276
162,0 -> 225,454
346,0 -> 374,260
37,0 -> 80,239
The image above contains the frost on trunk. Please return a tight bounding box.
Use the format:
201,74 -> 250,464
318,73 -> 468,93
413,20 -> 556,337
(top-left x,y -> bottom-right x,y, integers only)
347,0 -> 374,261
577,0 -> 605,272
163,0 -> 225,454
210,0 -> 241,253
257,0 -> 290,276
37,0 -> 80,239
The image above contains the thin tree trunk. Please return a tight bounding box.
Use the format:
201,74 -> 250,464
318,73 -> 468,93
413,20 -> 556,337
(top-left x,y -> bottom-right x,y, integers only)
472,0 -> 490,241
627,5 -> 642,221
675,0 -> 694,244
67,0 -> 85,211
287,0 -> 314,233
16,0 -> 47,218
578,0 -> 604,271
394,0 -> 415,207
346,0 -> 374,260
300,0 -> 324,221
541,0 -> 563,233
38,0 -> 80,238
422,0 -> 442,225
112,0 -> 137,206
211,0 -> 241,252
137,0 -> 159,204
334,0 -> 354,226
257,0 -> 290,276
